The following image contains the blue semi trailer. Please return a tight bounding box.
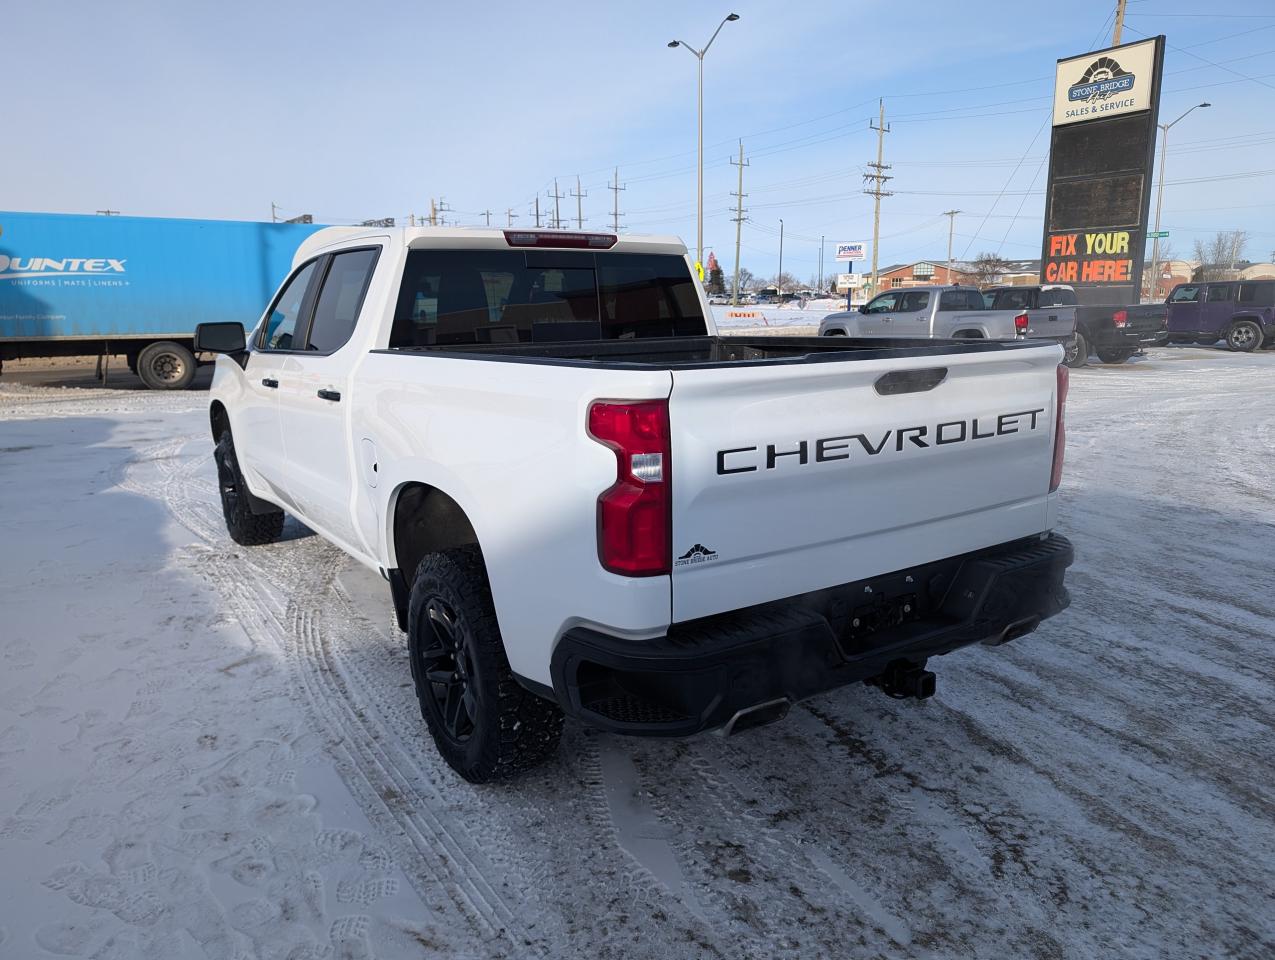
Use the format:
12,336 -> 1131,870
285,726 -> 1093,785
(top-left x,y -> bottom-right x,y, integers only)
0,211 -> 323,388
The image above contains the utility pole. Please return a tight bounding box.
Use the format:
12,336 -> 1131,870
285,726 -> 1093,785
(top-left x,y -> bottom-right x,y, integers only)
863,99 -> 893,298
270,202 -> 278,223
729,140 -> 749,306
429,198 -> 437,227
608,167 -> 625,233
819,236 -> 825,292
409,213 -> 416,227
534,196 -> 542,228
437,197 -> 451,227
778,218 -> 784,301
1113,0 -> 1127,45
943,210 -> 961,281
482,209 -> 492,227
548,179 -> 565,229
570,175 -> 587,230
96,209 -> 119,216
507,208 -> 518,228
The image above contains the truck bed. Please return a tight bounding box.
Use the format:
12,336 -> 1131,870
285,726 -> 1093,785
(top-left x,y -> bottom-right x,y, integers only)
377,334 -> 1054,369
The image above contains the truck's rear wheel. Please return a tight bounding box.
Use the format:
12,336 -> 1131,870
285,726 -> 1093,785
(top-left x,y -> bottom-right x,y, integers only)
1095,346 -> 1135,364
214,431 -> 284,545
137,341 -> 196,390
1063,331 -> 1088,368
407,546 -> 563,783
1225,321 -> 1262,352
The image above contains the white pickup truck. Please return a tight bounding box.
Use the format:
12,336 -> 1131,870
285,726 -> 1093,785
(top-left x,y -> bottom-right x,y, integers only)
196,227 -> 1073,782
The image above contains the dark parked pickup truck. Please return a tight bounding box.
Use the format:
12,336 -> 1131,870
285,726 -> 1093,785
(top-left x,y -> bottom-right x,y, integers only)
981,285 -> 1166,367
1165,280 -> 1275,352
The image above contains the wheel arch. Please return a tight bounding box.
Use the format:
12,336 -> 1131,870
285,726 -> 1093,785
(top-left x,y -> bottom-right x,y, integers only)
387,481 -> 482,631
209,400 -> 230,443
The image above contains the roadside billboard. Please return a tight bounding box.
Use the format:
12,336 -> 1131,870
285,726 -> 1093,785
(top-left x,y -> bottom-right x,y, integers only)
835,242 -> 866,262
1040,36 -> 1165,306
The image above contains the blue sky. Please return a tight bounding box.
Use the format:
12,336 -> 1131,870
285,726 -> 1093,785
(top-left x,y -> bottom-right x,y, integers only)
4,0 -> 1273,281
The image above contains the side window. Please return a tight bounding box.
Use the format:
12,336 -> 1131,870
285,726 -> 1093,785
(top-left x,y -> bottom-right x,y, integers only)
943,290 -> 982,311
990,288 -> 1032,311
259,260 -> 319,351
1238,282 -> 1275,306
865,293 -> 899,314
1205,284 -> 1233,303
305,249 -> 380,353
1168,285 -> 1200,304
898,291 -> 930,312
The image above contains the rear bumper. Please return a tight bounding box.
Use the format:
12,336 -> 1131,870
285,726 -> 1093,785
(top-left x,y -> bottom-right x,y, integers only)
550,532 -> 1073,736
1091,321 -> 1166,348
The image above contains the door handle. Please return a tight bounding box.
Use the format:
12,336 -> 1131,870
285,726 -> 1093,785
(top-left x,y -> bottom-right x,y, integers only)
261,378 -> 278,389
317,389 -> 341,402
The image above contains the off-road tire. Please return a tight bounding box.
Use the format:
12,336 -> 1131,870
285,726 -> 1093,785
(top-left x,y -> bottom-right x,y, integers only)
1063,331 -> 1088,368
214,431 -> 284,546
1095,346 -> 1135,364
1226,320 -> 1263,353
407,546 -> 563,783
137,341 -> 197,390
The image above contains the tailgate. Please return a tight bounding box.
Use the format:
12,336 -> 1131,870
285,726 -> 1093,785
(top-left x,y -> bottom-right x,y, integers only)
667,346 -> 1060,622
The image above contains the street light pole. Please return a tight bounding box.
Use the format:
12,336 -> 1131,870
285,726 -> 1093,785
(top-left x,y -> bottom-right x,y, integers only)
778,218 -> 784,301
668,13 -> 740,280
1149,102 -> 1210,300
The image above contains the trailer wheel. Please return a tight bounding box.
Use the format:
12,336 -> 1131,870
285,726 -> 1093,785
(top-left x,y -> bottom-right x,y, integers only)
408,545 -> 563,783
137,341 -> 196,390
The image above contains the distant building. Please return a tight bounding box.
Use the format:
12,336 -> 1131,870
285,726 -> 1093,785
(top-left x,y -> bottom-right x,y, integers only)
870,261 -> 975,292
1142,259 -> 1196,300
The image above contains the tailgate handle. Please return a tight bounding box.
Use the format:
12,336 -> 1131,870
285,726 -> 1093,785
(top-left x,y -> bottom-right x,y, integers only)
874,367 -> 947,396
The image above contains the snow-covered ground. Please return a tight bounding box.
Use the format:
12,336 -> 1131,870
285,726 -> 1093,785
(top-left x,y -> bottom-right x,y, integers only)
1,346 -> 1273,959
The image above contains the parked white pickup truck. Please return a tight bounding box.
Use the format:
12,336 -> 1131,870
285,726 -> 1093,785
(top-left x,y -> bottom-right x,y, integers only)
819,284 -> 1078,348
197,227 -> 1073,782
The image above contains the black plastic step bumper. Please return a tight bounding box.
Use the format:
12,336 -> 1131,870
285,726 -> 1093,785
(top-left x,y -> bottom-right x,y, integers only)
550,532 -> 1073,737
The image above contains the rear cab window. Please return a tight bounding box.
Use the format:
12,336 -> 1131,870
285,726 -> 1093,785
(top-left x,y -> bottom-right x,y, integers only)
389,250 -> 706,348
1039,287 -> 1077,307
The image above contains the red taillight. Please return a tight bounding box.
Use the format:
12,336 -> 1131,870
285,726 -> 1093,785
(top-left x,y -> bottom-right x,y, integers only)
1050,364 -> 1068,492
1014,311 -> 1030,334
588,400 -> 671,576
1112,309 -> 1128,328
504,230 -> 617,249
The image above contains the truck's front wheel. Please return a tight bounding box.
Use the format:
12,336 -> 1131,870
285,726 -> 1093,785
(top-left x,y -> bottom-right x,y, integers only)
137,341 -> 197,390
407,546 -> 563,783
214,431 -> 284,545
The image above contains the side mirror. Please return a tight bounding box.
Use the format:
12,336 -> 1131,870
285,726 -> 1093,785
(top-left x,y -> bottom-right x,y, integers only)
194,322 -> 246,354
858,303 -> 868,313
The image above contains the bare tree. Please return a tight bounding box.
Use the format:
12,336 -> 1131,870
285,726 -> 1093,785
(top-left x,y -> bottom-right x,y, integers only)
1193,230 -> 1249,280
771,271 -> 799,294
968,252 -> 1011,286
735,266 -> 754,292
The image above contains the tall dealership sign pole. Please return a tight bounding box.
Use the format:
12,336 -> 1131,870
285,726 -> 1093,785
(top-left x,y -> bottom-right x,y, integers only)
1041,36 -> 1165,307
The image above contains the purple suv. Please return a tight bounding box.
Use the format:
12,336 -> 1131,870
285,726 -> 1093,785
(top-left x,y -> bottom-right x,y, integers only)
1166,280 -> 1275,352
